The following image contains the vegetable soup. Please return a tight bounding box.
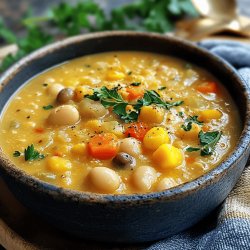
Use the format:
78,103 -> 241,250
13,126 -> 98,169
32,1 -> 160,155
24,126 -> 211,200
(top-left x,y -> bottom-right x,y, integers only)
0,51 -> 241,194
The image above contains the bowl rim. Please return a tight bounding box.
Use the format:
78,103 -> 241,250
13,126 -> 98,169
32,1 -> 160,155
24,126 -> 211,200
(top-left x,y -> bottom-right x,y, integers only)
0,31 -> 250,204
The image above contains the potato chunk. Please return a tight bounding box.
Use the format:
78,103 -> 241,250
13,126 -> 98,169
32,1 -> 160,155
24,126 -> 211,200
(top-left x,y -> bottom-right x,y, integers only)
152,144 -> 183,169
139,106 -> 164,124
143,127 -> 170,150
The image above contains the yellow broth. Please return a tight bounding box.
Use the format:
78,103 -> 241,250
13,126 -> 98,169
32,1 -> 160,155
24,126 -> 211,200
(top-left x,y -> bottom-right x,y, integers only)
0,51 -> 241,194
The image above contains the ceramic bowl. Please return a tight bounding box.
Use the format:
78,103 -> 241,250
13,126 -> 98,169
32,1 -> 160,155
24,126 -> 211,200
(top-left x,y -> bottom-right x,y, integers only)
0,31 -> 250,243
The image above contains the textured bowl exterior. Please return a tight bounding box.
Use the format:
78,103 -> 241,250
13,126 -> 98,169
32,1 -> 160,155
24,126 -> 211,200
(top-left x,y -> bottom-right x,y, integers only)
0,32 -> 250,243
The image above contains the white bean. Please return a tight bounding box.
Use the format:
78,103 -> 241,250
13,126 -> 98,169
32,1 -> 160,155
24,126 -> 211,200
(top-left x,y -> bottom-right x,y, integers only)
157,178 -> 178,191
119,138 -> 142,157
132,166 -> 157,192
48,105 -> 79,126
78,98 -> 108,119
47,83 -> 64,98
89,167 -> 120,193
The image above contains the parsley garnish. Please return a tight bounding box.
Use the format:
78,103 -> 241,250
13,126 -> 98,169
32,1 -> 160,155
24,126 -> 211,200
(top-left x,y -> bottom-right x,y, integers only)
43,105 -> 54,110
130,82 -> 141,86
181,115 -> 203,131
24,144 -> 45,161
85,87 -> 183,122
127,71 -> 132,75
178,111 -> 184,118
13,145 -> 45,161
158,86 -> 166,90
13,151 -> 21,157
186,131 -> 222,156
0,1 -> 197,72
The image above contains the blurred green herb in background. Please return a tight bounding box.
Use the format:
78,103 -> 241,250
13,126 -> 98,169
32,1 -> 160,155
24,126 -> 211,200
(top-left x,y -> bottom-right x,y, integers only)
0,0 -> 197,72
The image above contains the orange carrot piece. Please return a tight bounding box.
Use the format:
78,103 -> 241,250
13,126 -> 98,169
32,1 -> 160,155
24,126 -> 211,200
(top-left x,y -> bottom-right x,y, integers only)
126,87 -> 144,101
34,127 -> 45,133
124,122 -> 149,141
196,81 -> 218,94
88,133 -> 118,160
185,156 -> 196,164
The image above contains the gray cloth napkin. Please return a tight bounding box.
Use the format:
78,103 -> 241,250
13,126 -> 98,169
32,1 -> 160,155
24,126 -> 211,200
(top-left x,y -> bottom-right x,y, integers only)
147,40 -> 250,250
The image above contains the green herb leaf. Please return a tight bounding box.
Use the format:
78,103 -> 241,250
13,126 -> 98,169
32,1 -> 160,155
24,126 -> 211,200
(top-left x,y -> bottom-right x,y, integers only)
0,0 -> 197,72
13,151 -> 21,157
24,144 -> 45,161
181,115 -> 203,131
186,131 -> 222,156
199,131 -> 222,156
186,147 -> 200,152
130,82 -> 141,86
158,86 -> 166,90
86,87 -> 183,122
178,111 -> 184,118
43,104 -> 54,110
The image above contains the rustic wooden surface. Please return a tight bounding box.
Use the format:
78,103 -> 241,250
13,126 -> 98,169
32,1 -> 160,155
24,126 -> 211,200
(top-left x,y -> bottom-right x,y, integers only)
0,0 -> 250,249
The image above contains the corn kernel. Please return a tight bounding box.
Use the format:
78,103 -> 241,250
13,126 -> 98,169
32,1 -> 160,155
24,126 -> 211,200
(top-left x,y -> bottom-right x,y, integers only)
46,156 -> 72,173
71,143 -> 87,155
74,86 -> 93,102
84,120 -> 102,132
199,109 -> 222,122
143,127 -> 170,150
106,71 -> 125,81
152,144 -> 183,169
139,106 -> 164,124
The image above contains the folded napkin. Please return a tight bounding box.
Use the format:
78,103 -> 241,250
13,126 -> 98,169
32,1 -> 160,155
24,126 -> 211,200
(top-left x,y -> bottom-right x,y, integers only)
147,41 -> 250,250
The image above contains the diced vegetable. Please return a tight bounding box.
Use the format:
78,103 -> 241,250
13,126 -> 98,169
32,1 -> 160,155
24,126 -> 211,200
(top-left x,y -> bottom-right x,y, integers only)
126,87 -> 144,101
124,122 -> 149,141
74,85 -> 93,102
106,71 -> 125,81
139,106 -> 164,124
46,156 -> 72,173
177,123 -> 201,140
199,109 -> 222,122
196,81 -> 218,94
79,98 -> 108,119
143,127 -> 170,150
88,133 -> 118,160
152,144 -> 183,169
71,143 -> 87,156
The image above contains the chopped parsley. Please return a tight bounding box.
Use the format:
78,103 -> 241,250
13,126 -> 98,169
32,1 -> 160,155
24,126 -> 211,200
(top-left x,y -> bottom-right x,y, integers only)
186,131 -> 222,156
13,144 -> 45,161
181,115 -> 203,131
43,104 -> 54,110
178,111 -> 184,118
24,144 -> 45,161
158,86 -> 166,90
85,87 -> 183,123
13,151 -> 21,157
127,71 -> 132,75
130,82 -> 141,86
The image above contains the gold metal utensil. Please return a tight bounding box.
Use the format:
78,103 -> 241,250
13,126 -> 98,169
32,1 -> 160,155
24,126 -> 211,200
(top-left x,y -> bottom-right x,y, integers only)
175,0 -> 250,40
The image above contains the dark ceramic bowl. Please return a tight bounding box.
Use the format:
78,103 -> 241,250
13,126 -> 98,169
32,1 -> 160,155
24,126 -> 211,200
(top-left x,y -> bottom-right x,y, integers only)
0,31 -> 250,243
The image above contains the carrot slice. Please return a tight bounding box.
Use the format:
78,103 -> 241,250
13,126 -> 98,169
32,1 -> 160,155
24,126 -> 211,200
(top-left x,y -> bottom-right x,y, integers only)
124,122 -> 149,141
196,81 -> 218,94
34,127 -> 45,133
185,156 -> 196,164
88,133 -> 118,160
126,87 -> 144,101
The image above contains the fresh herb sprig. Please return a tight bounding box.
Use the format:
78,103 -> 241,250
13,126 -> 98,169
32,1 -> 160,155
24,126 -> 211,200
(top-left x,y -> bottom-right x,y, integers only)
181,115 -> 203,131
43,104 -> 54,110
186,131 -> 222,156
85,87 -> 183,122
0,0 -> 197,72
13,144 -> 45,161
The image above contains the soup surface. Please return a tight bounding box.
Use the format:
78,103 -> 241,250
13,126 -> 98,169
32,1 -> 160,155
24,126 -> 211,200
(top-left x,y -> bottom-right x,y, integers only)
0,51 -> 241,194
